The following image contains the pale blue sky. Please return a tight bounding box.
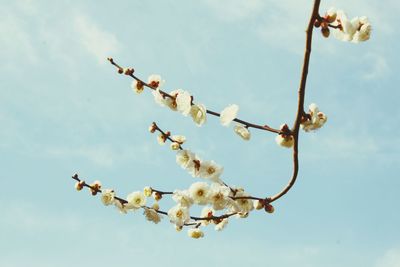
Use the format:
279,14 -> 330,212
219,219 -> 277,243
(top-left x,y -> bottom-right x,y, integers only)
1,0 -> 399,266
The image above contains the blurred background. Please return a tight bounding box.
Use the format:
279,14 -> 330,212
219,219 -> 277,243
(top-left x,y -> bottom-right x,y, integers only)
1,0 -> 399,266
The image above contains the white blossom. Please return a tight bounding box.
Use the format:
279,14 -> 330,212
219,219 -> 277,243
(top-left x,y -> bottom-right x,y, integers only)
172,135 -> 186,144
168,205 -> 190,227
172,190 -> 194,207
198,160 -> 223,182
332,10 -> 371,43
215,218 -> 229,231
209,183 -> 231,210
131,80 -> 144,94
157,134 -> 167,145
275,134 -> 294,148
352,16 -> 372,43
301,103 -> 328,132
231,190 -> 254,215
143,186 -> 152,197
188,228 -> 204,239
126,191 -> 146,210
175,90 -> 192,116
190,104 -> 207,126
189,182 -> 210,205
234,124 -> 251,140
176,149 -> 196,170
143,207 -> 162,224
101,189 -> 115,206
152,89 -> 176,110
147,74 -> 164,88
170,142 -> 180,150
220,104 -> 239,126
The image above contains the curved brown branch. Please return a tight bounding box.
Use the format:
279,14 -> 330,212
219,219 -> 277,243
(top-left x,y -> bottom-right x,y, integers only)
268,0 -> 321,203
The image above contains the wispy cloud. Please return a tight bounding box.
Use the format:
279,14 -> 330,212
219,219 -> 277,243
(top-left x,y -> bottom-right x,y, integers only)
362,53 -> 389,80
375,248 -> 400,267
204,0 -> 266,21
74,14 -> 120,64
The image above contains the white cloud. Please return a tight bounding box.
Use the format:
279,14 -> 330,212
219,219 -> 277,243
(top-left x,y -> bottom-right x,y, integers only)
0,13 -> 38,66
362,53 -> 389,80
47,145 -> 115,166
74,14 -> 120,64
204,0 -> 266,21
376,248 -> 400,267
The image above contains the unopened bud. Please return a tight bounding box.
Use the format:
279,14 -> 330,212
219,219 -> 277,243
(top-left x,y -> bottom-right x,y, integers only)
153,191 -> 162,201
117,68 -> 123,74
314,20 -> 321,28
90,180 -> 102,196
75,181 -> 85,191
265,203 -> 275,214
326,8 -> 337,23
321,27 -> 330,38
149,122 -> 157,133
170,142 -> 180,150
123,68 -> 134,75
152,202 -> 160,211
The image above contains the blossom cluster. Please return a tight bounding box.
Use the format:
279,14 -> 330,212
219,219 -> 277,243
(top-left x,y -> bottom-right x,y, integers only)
301,103 -> 327,132
73,174 -> 272,239
318,8 -> 372,43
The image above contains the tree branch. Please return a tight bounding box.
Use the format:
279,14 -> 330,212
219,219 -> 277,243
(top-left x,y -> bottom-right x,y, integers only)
268,0 -> 321,203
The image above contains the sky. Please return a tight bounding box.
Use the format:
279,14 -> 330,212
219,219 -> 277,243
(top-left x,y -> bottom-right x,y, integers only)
1,0 -> 399,266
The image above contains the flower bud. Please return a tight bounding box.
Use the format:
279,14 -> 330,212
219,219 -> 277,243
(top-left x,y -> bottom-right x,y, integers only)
75,181 -> 85,191
170,142 -> 180,150
148,123 -> 157,133
314,20 -> 321,28
265,203 -> 275,214
152,202 -> 160,211
143,186 -> 152,197
90,180 -> 102,196
153,191 -> 162,201
123,68 -> 134,75
321,27 -> 330,38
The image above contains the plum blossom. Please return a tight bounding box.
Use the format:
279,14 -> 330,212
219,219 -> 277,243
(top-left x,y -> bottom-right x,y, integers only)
143,207 -> 162,224
189,182 -> 210,205
147,74 -> 164,89
172,190 -> 194,207
126,191 -> 146,210
176,150 -> 196,170
131,80 -> 144,94
168,205 -> 190,227
190,104 -> 207,126
101,189 -> 115,206
220,104 -> 239,126
175,90 -> 192,116
301,103 -> 327,132
330,9 -> 371,43
188,228 -> 204,239
198,160 -> 223,182
234,124 -> 251,140
209,183 -> 230,210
